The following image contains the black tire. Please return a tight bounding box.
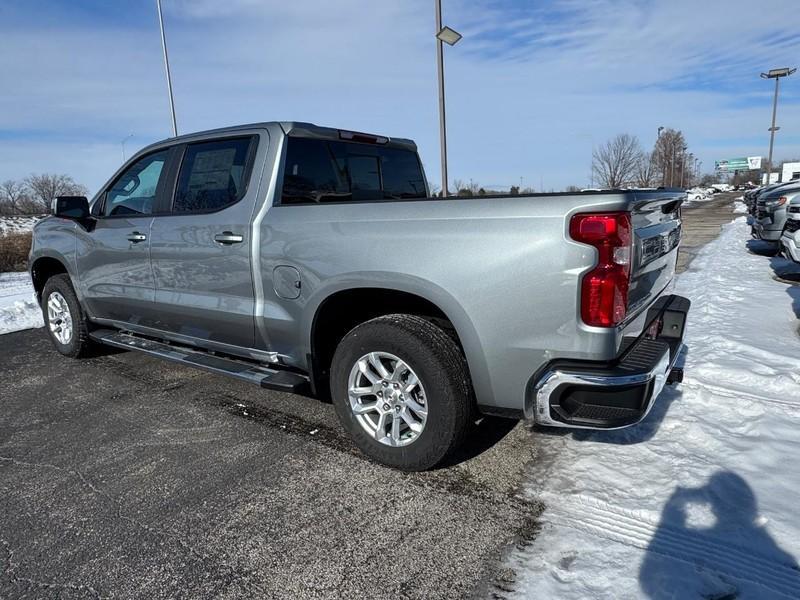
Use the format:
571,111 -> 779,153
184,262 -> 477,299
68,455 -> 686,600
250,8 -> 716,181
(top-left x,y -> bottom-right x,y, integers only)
330,314 -> 473,471
41,274 -> 93,358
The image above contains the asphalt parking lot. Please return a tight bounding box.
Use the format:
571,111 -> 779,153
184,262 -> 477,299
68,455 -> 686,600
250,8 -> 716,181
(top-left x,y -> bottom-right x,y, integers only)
0,193 -> 736,599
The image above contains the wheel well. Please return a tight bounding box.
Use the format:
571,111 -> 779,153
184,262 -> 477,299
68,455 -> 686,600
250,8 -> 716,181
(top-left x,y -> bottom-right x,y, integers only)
31,257 -> 69,301
310,288 -> 460,399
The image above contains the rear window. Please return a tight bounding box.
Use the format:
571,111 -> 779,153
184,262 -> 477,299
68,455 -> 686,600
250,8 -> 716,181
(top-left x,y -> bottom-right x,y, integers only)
173,137 -> 255,213
281,137 -> 426,204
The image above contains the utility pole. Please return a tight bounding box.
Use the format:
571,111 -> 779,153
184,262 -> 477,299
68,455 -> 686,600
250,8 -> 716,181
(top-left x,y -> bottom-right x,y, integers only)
760,67 -> 796,181
670,144 -> 676,187
157,0 -> 178,137
121,134 -> 134,162
434,1 -> 462,197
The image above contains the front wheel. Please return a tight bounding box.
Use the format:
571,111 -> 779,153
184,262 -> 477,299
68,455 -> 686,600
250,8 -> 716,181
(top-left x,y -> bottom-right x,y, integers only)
330,314 -> 473,471
41,274 -> 93,358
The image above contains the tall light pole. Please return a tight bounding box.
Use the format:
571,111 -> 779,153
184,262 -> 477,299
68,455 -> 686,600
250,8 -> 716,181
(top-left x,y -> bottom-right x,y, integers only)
121,133 -> 134,162
434,0 -> 461,197
657,126 -> 665,186
760,67 -> 796,182
156,0 -> 178,137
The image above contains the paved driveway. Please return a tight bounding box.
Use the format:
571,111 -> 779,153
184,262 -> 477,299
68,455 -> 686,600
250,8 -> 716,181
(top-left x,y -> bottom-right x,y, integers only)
0,330 -> 540,599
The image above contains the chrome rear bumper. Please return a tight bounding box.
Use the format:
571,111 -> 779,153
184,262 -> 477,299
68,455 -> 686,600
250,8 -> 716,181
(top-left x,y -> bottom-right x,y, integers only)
529,294 -> 689,429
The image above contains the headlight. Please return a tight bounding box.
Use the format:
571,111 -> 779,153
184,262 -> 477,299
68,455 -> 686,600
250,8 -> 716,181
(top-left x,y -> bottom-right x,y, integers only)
765,196 -> 787,208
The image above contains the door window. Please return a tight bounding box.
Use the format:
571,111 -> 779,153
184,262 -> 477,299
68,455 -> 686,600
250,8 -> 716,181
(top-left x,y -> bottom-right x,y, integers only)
173,137 -> 255,213
104,150 -> 168,217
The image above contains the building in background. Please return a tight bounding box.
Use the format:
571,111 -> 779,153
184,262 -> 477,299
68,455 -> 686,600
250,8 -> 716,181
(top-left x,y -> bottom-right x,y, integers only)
781,161 -> 800,182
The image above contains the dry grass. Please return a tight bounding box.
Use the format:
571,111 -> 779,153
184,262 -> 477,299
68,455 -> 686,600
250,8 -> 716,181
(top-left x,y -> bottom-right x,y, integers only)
0,231 -> 32,272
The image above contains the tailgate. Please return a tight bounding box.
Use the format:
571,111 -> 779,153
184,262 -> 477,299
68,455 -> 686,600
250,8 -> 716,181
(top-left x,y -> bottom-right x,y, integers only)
627,191 -> 685,318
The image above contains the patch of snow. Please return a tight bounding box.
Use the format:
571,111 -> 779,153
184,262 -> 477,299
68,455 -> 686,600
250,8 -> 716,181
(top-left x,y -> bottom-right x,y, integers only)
0,215 -> 42,235
505,217 -> 800,599
0,272 -> 44,335
734,201 -> 748,214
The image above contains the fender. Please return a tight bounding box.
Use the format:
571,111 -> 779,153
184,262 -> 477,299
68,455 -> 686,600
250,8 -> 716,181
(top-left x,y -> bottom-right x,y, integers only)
301,271 -> 495,408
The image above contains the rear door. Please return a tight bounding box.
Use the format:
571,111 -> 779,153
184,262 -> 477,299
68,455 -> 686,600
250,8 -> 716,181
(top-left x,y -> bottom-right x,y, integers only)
76,148 -> 172,326
148,132 -> 266,349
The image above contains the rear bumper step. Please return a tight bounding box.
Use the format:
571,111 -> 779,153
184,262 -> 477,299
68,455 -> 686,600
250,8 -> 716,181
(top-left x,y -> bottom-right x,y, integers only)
89,329 -> 310,395
529,294 -> 690,429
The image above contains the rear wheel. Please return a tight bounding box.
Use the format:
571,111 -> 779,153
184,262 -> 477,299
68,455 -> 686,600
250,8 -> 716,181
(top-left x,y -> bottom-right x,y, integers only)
42,274 -> 93,358
330,314 -> 473,471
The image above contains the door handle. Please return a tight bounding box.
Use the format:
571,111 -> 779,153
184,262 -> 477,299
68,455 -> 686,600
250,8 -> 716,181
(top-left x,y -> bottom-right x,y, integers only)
214,232 -> 244,245
127,232 -> 147,243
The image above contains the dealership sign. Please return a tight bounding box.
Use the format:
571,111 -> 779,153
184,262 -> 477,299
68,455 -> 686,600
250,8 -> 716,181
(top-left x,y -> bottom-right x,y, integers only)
715,157 -> 762,172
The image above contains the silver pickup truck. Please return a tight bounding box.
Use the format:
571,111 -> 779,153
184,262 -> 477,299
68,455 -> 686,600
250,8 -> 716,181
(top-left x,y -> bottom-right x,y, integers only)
30,122 -> 689,470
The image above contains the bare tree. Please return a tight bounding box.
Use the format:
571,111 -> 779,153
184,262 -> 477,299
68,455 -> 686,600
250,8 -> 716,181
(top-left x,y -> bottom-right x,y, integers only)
652,129 -> 689,187
427,180 -> 441,197
591,134 -> 643,189
634,152 -> 658,187
24,173 -> 88,212
0,179 -> 30,215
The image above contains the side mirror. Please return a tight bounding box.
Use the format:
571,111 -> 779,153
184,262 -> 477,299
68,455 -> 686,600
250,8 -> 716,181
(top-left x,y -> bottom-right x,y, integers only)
53,196 -> 90,220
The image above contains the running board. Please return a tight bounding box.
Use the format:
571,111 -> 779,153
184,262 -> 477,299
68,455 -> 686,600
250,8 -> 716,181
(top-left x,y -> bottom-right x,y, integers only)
89,329 -> 310,394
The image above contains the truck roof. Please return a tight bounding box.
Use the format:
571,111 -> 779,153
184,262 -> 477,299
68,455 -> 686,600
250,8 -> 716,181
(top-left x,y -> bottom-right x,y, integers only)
141,121 -> 418,153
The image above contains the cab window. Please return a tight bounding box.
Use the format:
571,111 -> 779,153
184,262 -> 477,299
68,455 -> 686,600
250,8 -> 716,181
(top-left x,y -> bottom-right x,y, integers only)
103,150 -> 168,217
172,137 -> 255,213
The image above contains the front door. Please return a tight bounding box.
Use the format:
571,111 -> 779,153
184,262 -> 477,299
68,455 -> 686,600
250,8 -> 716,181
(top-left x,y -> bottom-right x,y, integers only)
76,149 -> 170,326
148,134 -> 264,349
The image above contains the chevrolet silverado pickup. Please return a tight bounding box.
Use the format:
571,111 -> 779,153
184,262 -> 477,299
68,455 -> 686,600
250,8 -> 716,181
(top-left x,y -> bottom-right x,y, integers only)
30,122 -> 689,470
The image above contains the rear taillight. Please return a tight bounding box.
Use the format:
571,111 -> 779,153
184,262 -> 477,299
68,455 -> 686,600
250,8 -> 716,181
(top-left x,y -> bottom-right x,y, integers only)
569,212 -> 633,327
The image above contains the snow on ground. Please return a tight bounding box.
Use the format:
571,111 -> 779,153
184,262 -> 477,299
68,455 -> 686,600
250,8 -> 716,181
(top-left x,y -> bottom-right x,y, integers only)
0,215 -> 42,235
0,272 -> 44,335
505,217 -> 800,599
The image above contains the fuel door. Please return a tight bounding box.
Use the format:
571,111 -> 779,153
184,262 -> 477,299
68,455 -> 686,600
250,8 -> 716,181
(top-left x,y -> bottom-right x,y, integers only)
273,265 -> 302,300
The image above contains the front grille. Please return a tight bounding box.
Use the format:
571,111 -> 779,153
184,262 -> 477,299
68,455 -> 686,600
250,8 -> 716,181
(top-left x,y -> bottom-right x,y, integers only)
785,219 -> 800,233
757,209 -> 769,220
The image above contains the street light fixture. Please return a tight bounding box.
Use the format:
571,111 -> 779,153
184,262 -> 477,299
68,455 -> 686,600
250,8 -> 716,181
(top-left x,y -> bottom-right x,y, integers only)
760,66 -> 796,181
434,0 -> 462,197
436,26 -> 462,46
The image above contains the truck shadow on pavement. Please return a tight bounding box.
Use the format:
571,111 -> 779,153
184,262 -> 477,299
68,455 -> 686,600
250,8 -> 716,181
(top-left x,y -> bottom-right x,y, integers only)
746,239 -> 780,257
639,471 -> 800,599
439,416 -> 519,467
767,256 -> 800,320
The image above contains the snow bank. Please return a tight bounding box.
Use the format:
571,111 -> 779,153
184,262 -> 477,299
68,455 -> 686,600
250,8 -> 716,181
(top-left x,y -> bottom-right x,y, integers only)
505,217 -> 800,599
0,272 -> 44,335
0,215 -> 42,235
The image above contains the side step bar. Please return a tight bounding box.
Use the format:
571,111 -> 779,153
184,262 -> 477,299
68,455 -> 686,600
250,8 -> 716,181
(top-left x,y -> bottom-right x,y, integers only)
89,329 -> 310,395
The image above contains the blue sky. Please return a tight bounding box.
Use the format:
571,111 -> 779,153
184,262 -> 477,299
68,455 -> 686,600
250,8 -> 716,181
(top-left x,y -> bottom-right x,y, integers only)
1,0 -> 798,193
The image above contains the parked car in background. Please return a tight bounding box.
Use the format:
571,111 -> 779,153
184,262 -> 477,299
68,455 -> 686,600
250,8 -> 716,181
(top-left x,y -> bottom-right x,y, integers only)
780,194 -> 800,263
754,183 -> 800,245
28,121 -> 689,470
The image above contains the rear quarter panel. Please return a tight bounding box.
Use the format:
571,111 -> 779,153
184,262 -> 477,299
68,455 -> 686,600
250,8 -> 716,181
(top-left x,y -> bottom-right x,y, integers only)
259,193 -> 651,412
